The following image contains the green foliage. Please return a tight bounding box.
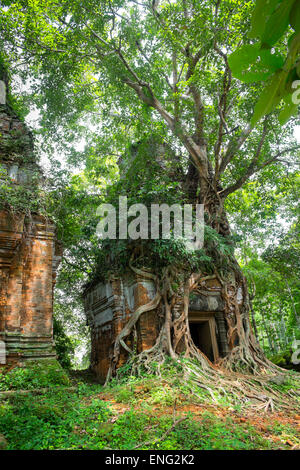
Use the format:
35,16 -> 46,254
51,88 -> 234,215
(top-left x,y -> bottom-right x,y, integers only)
169,413 -> 270,450
0,391 -> 111,450
0,0 -> 298,367
228,44 -> 284,83
0,167 -> 46,214
0,53 -> 7,81
230,0 -> 300,125
0,0 -> 297,192
267,419 -> 300,446
0,362 -> 299,450
53,317 -> 76,369
0,375 -> 287,450
53,298 -> 91,370
115,387 -> 135,404
242,253 -> 299,357
86,136 -> 236,281
0,361 -> 70,391
226,168 -> 300,361
87,225 -> 233,287
268,350 -> 294,367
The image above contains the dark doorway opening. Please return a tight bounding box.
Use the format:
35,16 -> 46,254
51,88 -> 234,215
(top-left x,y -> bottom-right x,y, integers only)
189,321 -> 214,362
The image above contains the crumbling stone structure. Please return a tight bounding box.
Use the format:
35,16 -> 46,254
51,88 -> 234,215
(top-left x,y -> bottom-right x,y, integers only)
84,273 -> 229,382
0,77 -> 62,366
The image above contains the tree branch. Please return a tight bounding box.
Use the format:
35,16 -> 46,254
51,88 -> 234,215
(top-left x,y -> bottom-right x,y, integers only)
214,44 -> 232,177
124,78 -> 210,178
219,125 -> 253,175
185,46 -> 205,145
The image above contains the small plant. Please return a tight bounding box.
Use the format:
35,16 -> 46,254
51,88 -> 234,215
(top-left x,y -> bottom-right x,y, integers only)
148,385 -> 176,406
115,387 -> 135,404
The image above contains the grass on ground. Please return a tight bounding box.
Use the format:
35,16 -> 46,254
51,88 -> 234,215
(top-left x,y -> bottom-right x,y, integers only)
0,361 -> 299,450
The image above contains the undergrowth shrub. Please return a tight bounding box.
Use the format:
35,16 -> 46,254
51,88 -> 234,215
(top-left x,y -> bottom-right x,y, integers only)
0,361 -> 70,391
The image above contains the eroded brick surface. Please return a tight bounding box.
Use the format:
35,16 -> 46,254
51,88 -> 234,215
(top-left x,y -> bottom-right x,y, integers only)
0,212 -> 62,363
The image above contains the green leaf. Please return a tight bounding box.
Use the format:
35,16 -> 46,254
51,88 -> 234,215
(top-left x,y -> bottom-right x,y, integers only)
229,44 -> 284,83
287,31 -> 300,69
229,44 -> 260,74
288,32 -> 298,47
289,0 -> 300,32
262,0 -> 295,47
251,72 -> 284,125
278,95 -> 298,124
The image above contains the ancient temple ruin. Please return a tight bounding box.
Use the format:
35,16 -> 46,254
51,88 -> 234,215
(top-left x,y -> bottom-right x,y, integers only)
84,272 -> 229,382
0,77 -> 62,366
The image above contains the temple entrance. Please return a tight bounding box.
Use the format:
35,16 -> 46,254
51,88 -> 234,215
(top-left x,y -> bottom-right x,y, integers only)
189,312 -> 219,362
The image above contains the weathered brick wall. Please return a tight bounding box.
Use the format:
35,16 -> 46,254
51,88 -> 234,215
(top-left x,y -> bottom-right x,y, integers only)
0,212 -> 62,364
0,80 -> 62,366
84,273 -> 160,382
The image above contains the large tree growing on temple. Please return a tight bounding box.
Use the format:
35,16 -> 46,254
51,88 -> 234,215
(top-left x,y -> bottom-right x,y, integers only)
1,0 -> 299,384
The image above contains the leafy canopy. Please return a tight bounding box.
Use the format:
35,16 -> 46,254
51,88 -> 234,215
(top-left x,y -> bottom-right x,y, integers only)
0,0 -> 299,202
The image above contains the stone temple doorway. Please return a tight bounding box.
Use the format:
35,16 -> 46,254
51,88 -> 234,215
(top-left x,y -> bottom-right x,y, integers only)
189,312 -> 220,362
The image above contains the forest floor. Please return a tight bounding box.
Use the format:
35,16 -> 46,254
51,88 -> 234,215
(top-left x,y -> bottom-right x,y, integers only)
0,361 -> 299,450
